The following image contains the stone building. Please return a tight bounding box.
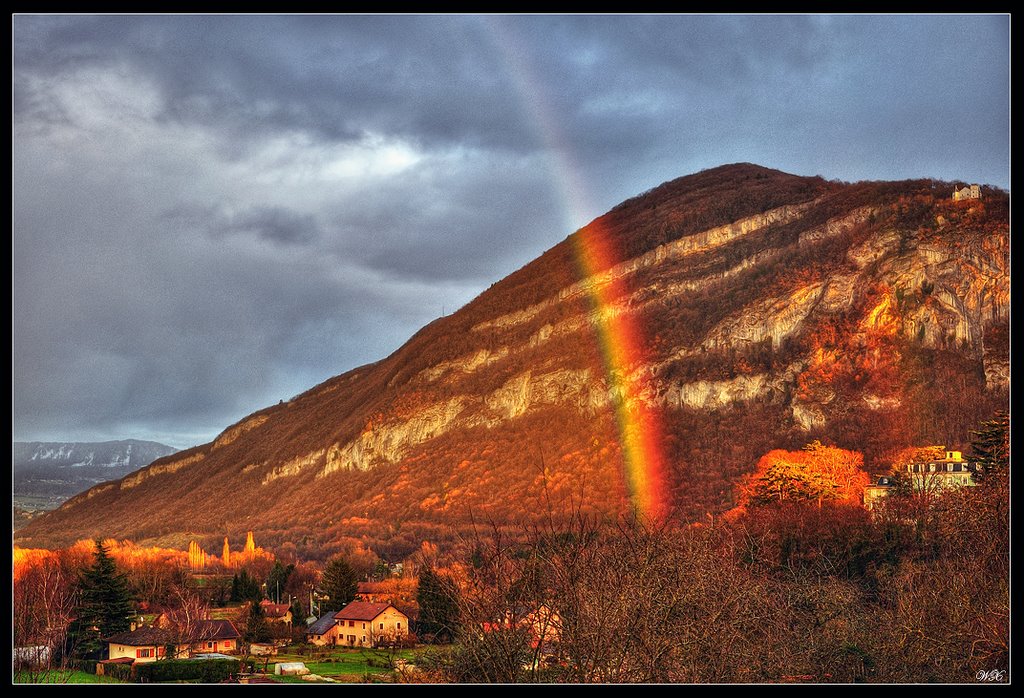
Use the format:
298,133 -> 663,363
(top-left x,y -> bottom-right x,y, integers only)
952,184 -> 981,201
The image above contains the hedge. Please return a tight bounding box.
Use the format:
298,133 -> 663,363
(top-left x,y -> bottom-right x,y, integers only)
103,662 -> 134,682
65,659 -> 98,674
134,658 -> 251,683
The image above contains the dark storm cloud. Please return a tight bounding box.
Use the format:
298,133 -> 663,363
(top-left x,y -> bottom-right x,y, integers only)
13,14 -> 1008,448
312,153 -> 564,282
14,15 -> 527,151
165,204 -> 321,246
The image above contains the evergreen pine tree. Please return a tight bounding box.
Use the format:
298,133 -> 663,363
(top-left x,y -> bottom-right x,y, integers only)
416,567 -> 459,643
289,599 -> 307,629
68,540 -> 136,659
971,411 -> 1010,478
266,561 -> 294,603
319,556 -> 359,612
230,570 -> 263,603
243,600 -> 271,644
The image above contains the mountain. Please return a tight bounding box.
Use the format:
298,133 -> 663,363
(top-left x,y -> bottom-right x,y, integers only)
16,164 -> 1009,556
13,439 -> 178,511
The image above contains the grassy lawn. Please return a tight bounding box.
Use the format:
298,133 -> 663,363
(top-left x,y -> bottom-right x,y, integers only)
208,605 -> 245,621
250,646 -> 422,683
14,669 -> 124,684
12,647 -> 433,685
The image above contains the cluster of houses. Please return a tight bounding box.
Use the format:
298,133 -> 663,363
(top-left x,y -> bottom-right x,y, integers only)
38,448 -> 988,672
99,597 -> 409,668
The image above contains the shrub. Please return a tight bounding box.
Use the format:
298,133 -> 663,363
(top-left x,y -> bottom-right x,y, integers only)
103,662 -> 135,682
134,658 -> 252,683
65,658 -> 98,674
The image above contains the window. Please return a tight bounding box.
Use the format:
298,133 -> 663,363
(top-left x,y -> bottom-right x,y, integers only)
397,622 -> 401,630
137,648 -> 153,658
380,623 -> 384,630
362,623 -> 366,629
207,642 -> 214,649
348,620 -> 355,627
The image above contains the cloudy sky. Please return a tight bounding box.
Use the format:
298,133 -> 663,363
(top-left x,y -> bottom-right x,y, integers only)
13,14 -> 1009,450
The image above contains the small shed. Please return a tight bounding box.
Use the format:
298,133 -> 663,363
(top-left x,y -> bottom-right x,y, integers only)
250,643 -> 278,656
275,661 -> 310,676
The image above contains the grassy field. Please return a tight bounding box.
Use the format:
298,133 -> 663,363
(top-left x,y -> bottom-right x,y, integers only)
208,605 -> 245,621
13,647 -> 428,684
250,646 -> 421,683
13,669 -> 124,684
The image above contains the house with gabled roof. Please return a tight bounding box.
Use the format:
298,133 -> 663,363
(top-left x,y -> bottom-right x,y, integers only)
306,612 -> 343,646
106,619 -> 240,663
306,601 -> 409,647
334,601 -> 409,647
260,600 -> 293,625
355,581 -> 390,603
106,625 -> 174,663
184,619 -> 241,656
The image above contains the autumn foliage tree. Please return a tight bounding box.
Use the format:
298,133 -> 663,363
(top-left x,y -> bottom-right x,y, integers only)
740,442 -> 869,508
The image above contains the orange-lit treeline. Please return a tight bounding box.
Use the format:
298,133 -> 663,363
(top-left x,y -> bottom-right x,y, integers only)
187,530 -> 268,571
14,539 -> 187,580
14,531 -> 270,579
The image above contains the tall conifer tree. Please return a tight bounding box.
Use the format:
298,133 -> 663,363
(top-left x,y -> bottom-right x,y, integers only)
68,540 -> 136,658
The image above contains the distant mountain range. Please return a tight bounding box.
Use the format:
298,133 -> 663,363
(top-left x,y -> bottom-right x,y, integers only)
17,164 -> 1008,553
13,439 -> 178,511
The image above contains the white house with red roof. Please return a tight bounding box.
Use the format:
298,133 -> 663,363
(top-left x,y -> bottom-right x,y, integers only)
105,619 -> 240,663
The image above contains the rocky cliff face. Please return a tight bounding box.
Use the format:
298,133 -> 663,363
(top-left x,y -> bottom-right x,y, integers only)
17,164 -> 1008,553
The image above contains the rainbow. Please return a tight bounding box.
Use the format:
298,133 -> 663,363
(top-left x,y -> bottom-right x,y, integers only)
570,226 -> 671,523
484,18 -> 671,523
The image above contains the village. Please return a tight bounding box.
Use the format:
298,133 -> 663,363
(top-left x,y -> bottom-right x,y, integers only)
13,421 -> 1007,684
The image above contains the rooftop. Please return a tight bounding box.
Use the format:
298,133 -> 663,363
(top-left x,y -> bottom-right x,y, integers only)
307,612 -> 339,635
105,619 -> 239,645
105,625 -> 175,646
260,601 -> 291,618
334,601 -> 398,621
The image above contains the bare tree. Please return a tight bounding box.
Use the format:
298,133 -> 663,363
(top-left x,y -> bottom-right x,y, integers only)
159,582 -> 209,658
13,552 -> 79,682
